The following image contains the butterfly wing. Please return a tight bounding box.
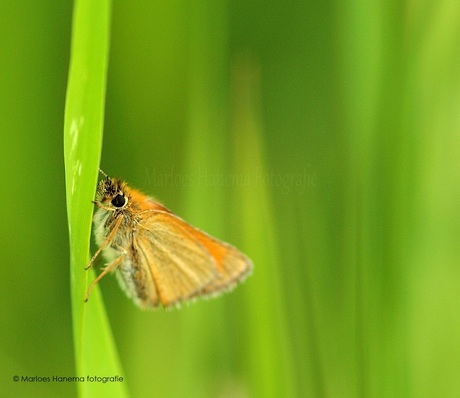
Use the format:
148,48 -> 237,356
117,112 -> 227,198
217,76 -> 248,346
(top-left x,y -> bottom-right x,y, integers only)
135,210 -> 252,308
114,250 -> 161,308
134,211 -> 219,308
175,216 -> 253,297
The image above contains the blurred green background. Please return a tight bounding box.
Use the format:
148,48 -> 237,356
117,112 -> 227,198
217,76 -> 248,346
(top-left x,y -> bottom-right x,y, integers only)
2,1 -> 460,397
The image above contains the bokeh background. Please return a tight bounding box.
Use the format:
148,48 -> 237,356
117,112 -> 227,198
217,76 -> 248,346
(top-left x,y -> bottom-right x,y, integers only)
2,1 -> 460,397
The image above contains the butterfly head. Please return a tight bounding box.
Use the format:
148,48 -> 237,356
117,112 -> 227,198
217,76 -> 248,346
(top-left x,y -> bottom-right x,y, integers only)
95,175 -> 129,210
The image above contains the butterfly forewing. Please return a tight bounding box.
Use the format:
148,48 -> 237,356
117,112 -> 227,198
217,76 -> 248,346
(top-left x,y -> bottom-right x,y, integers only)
175,218 -> 253,296
135,211 -> 220,307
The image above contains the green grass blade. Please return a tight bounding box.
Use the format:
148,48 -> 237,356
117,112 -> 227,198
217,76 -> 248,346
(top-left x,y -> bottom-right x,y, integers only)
230,57 -> 297,398
64,0 -> 128,396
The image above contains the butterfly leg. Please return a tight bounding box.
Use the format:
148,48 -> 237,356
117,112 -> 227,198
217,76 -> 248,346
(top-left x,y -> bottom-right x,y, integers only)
85,215 -> 123,271
85,248 -> 126,303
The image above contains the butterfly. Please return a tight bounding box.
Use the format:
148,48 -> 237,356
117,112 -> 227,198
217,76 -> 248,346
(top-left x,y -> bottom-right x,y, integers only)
85,171 -> 253,309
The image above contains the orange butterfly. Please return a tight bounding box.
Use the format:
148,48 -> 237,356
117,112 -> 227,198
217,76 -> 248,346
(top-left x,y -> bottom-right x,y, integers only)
85,171 -> 253,309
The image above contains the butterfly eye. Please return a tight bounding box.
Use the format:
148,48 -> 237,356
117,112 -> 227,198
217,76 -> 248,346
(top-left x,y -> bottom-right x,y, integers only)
111,194 -> 126,208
